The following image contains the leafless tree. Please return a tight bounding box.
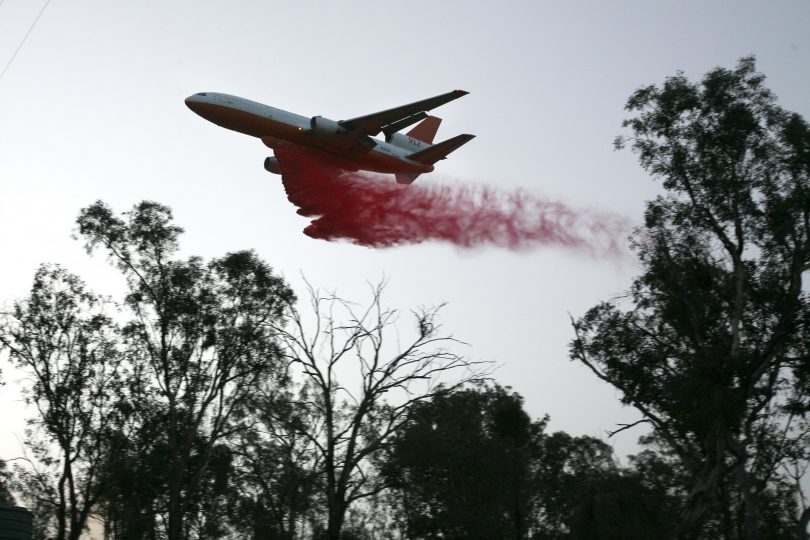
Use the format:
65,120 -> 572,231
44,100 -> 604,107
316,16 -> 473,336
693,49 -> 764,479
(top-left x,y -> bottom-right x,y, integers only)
266,280 -> 488,540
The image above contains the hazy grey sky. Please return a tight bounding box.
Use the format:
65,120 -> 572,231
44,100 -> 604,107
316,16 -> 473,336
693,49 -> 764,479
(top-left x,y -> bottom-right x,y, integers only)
1,0 -> 808,462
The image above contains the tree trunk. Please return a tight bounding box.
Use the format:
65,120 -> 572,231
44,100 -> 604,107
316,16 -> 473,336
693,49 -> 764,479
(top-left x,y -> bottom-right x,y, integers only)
798,505 -> 810,540
731,453 -> 760,540
68,524 -> 82,540
673,434 -> 727,540
326,501 -> 346,540
167,463 -> 183,540
57,459 -> 69,540
167,497 -> 182,540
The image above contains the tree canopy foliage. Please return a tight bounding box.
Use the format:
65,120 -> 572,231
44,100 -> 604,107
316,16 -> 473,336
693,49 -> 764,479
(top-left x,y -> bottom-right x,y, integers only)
75,201 -> 296,540
572,56 -> 810,539
383,384 -> 673,539
0,265 -> 122,540
0,461 -> 15,506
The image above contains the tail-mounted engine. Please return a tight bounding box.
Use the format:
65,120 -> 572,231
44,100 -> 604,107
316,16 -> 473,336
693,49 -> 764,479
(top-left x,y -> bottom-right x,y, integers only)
385,132 -> 430,152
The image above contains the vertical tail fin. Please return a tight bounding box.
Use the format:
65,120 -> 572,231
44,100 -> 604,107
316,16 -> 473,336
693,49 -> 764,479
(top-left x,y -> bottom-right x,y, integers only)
406,116 -> 442,144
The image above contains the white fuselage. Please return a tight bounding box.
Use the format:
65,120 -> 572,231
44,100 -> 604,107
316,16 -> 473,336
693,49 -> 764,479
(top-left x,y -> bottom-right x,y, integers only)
184,92 -> 434,174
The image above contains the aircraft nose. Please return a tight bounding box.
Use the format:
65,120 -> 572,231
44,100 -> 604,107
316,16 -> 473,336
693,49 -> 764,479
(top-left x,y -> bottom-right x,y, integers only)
184,92 -> 209,111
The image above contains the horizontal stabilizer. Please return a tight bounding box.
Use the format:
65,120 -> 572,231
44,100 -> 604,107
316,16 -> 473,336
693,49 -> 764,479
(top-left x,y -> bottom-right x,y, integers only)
407,134 -> 475,165
406,116 -> 441,144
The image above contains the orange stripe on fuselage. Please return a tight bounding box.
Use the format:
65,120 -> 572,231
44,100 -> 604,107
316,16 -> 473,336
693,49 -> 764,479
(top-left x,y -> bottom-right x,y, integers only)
191,102 -> 304,141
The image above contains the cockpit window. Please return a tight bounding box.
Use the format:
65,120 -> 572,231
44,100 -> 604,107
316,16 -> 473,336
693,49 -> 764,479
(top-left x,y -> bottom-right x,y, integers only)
197,92 -> 207,96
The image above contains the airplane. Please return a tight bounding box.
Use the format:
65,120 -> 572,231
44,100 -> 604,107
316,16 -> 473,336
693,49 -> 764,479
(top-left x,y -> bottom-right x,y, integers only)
184,90 -> 474,184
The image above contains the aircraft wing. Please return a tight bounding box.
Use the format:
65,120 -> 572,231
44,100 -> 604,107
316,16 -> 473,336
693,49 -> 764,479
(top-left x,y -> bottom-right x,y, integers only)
339,90 -> 468,137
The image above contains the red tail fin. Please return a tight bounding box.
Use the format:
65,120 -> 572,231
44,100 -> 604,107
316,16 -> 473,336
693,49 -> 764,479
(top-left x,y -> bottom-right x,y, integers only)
406,116 -> 442,143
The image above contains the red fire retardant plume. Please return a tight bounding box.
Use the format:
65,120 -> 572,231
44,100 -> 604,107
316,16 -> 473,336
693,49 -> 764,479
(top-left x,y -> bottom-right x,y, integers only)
275,146 -> 629,255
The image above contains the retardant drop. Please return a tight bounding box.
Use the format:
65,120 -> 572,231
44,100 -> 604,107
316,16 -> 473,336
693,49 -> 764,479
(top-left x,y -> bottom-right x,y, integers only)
276,146 -> 629,255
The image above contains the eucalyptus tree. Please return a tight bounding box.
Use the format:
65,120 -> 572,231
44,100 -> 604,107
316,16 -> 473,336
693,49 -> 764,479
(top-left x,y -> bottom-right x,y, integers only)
571,57 -> 810,539
76,201 -> 295,540
0,265 -> 122,540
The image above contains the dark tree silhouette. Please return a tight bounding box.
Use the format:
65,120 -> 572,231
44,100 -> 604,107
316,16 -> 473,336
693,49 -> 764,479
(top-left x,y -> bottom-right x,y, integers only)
98,398 -> 169,540
531,431 -> 620,537
0,460 -> 15,506
227,384 -> 319,540
382,384 -> 671,539
0,265 -> 122,540
571,57 -> 810,539
382,384 -> 538,539
75,201 -> 295,540
267,282 -> 486,540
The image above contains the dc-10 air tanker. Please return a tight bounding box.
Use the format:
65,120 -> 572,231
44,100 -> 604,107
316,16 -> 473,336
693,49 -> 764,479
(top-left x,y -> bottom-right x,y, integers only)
185,90 -> 474,184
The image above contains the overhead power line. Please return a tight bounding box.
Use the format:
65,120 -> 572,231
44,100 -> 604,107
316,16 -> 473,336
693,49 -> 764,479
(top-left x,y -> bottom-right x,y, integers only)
0,0 -> 52,84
